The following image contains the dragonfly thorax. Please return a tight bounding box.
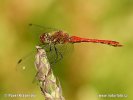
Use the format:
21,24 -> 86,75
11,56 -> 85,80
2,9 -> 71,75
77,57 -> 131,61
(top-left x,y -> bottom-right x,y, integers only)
40,31 -> 70,44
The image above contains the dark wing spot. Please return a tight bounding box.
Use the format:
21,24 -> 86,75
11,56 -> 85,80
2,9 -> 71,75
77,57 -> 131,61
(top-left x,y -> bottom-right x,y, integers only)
17,59 -> 22,64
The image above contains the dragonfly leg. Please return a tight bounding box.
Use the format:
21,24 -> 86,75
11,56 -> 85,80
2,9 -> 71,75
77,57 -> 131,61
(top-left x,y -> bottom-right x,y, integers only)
53,45 -> 59,62
40,44 -> 52,52
52,45 -> 63,64
45,44 -> 52,52
49,44 -> 52,52
39,44 -> 63,65
57,49 -> 63,61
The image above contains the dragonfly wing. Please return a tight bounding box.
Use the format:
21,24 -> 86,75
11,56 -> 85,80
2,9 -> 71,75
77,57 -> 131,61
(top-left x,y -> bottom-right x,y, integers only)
16,42 -> 73,72
56,43 -> 74,57
16,50 -> 36,72
29,24 -> 60,35
44,43 -> 74,65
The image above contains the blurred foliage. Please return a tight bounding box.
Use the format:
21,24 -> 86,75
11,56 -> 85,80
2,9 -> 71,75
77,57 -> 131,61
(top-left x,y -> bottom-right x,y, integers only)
0,0 -> 133,100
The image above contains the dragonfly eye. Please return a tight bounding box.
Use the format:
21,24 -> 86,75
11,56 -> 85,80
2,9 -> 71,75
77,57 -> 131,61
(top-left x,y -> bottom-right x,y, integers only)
40,34 -> 46,43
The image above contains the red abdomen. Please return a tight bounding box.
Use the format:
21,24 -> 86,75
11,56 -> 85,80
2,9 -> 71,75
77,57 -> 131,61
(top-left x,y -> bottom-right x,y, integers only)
69,36 -> 122,47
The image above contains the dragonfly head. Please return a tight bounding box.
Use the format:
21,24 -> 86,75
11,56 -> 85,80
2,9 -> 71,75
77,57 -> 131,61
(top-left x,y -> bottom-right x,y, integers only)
40,33 -> 50,44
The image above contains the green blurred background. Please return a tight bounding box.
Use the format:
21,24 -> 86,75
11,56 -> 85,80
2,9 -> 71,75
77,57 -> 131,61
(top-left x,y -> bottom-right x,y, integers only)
0,0 -> 133,100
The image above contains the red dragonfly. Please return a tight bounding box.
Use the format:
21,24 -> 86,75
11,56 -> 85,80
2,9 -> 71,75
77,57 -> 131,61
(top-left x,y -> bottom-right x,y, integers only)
38,26 -> 122,63
40,30 -> 122,46
17,24 -> 122,70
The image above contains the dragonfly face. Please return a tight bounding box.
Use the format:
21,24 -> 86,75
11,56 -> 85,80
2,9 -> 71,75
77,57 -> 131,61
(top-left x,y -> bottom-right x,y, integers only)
40,33 -> 51,44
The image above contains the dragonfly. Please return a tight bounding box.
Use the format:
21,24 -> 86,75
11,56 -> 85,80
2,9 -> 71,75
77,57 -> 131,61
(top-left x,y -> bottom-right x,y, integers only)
17,24 -> 123,71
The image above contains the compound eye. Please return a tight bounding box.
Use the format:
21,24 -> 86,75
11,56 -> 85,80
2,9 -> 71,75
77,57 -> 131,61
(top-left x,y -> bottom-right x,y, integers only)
40,34 -> 45,43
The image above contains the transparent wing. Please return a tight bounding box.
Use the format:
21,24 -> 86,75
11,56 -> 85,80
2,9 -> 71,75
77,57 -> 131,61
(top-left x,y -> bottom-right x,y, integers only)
28,24 -> 61,45
16,43 -> 74,72
28,24 -> 60,34
16,50 -> 36,72
43,43 -> 74,65
55,43 -> 74,58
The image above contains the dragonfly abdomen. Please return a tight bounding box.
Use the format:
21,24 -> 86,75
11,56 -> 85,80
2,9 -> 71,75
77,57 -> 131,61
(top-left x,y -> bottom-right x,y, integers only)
69,36 -> 122,47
